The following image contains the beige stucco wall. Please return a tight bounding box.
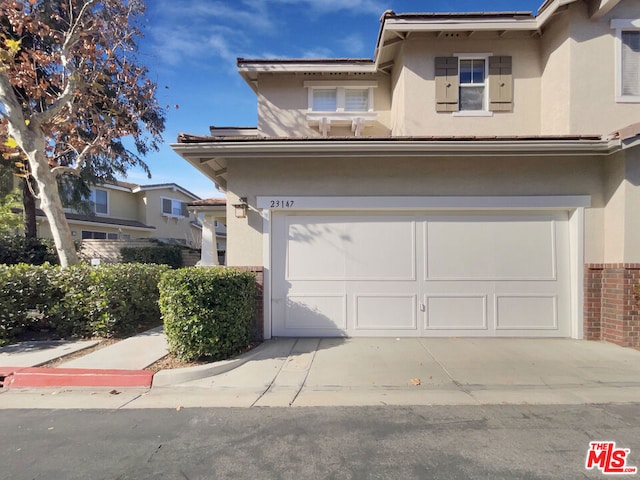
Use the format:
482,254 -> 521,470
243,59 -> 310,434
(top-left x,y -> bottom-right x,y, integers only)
540,7 -> 572,135
256,74 -> 392,138
139,188 -> 201,245
222,153 -> 627,267
100,187 -> 138,220
37,222 -> 151,241
395,32 -> 542,137
566,1 -> 640,134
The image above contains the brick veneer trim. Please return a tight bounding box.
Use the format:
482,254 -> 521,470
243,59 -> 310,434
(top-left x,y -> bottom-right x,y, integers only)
584,264 -> 640,348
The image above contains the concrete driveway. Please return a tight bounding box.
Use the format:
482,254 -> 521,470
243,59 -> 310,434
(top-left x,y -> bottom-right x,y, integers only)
137,338 -> 640,409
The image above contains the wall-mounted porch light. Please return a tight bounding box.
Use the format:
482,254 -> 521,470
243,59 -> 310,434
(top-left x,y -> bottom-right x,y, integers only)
233,197 -> 249,218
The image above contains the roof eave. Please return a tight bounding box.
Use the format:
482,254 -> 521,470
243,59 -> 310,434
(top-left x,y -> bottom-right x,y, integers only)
171,138 -> 622,161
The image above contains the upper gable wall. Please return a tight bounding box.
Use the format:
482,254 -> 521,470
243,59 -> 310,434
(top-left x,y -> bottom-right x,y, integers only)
567,0 -> 640,134
392,32 -> 542,137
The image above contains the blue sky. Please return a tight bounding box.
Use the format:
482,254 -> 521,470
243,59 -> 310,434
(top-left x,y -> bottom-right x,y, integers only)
129,0 -> 543,198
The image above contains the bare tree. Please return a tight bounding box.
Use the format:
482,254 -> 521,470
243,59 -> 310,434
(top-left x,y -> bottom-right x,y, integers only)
0,0 -> 165,266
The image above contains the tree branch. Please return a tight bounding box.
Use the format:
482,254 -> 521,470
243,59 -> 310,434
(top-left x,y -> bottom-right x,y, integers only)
34,0 -> 98,125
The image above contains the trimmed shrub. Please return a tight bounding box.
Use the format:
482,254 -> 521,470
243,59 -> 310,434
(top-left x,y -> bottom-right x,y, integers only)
0,235 -> 59,265
159,267 -> 256,361
121,245 -> 183,269
0,263 -> 61,345
53,263 -> 170,338
0,263 -> 168,344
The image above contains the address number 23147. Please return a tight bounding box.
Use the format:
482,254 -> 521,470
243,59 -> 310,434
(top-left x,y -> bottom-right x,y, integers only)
270,200 -> 295,208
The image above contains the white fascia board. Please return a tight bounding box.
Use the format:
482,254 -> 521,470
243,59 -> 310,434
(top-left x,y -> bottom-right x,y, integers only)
65,219 -> 155,231
97,183 -> 135,193
171,139 -> 620,159
132,184 -> 201,201
239,63 -> 377,75
383,18 -> 539,33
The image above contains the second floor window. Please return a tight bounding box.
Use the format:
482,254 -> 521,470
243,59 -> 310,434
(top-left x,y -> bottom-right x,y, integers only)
310,87 -> 372,112
459,58 -> 487,111
622,30 -> 640,96
89,189 -> 108,215
162,198 -> 188,217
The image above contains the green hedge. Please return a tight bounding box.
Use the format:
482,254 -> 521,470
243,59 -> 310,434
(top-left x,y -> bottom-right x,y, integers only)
0,263 -> 168,345
159,267 -> 256,361
0,263 -> 61,343
53,263 -> 169,338
121,245 -> 183,269
0,235 -> 59,265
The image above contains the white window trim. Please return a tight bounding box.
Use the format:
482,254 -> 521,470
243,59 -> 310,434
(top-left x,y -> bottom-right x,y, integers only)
454,52 -> 491,114
612,19 -> 640,103
161,196 -> 188,218
304,81 -> 378,137
89,188 -> 109,216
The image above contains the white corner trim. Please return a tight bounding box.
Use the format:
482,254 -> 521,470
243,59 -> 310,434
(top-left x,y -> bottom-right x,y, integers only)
261,209 -> 272,340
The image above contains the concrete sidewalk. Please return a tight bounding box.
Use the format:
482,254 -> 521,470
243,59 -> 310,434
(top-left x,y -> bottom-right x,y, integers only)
1,337 -> 639,409
0,326 -> 169,388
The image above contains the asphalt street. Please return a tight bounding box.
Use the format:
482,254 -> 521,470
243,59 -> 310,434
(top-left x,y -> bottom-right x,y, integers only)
1,404 -> 639,479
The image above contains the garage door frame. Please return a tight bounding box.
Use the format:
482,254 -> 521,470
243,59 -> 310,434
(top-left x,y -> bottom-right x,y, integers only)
256,196 -> 591,340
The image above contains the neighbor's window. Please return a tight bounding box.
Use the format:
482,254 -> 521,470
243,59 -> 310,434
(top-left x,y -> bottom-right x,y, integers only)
459,58 -> 487,111
81,231 -> 118,240
162,198 -> 188,217
622,30 -> 640,96
89,189 -> 108,215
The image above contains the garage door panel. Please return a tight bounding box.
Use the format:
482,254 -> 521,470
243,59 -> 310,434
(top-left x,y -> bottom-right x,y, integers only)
285,294 -> 346,331
496,295 -> 558,330
344,219 -> 415,280
272,210 -> 571,338
286,220 -> 346,280
286,216 -> 415,281
425,295 -> 488,330
425,217 -> 557,281
354,295 -> 417,330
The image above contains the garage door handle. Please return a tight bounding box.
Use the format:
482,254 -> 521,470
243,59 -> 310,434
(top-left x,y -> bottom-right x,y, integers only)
419,304 -> 426,312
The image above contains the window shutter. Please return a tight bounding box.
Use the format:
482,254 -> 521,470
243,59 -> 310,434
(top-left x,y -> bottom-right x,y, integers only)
162,198 -> 172,214
181,202 -> 188,217
489,56 -> 513,111
435,57 -> 459,112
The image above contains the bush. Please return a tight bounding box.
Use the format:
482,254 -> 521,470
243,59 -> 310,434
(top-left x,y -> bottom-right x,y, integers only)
0,263 -> 168,344
0,235 -> 59,265
53,263 -> 170,338
0,263 -> 61,345
121,245 -> 183,269
159,267 -> 256,361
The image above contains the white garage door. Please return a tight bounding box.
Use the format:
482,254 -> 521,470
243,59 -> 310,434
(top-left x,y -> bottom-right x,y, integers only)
271,211 -> 571,337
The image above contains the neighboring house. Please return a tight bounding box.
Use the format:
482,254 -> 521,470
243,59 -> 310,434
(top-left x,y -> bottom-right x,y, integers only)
37,181 -> 203,247
172,0 -> 640,346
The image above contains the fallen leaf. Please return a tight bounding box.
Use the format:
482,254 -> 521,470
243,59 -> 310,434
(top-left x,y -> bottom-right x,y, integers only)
47,427 -> 54,431
109,389 -> 121,395
410,378 -> 421,386
176,406 -> 183,411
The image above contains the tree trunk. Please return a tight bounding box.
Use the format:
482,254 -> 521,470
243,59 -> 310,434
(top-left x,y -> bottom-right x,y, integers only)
25,133 -> 79,267
22,176 -> 37,239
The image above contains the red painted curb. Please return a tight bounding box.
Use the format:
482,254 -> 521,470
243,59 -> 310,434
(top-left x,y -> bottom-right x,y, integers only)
1,367 -> 153,389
